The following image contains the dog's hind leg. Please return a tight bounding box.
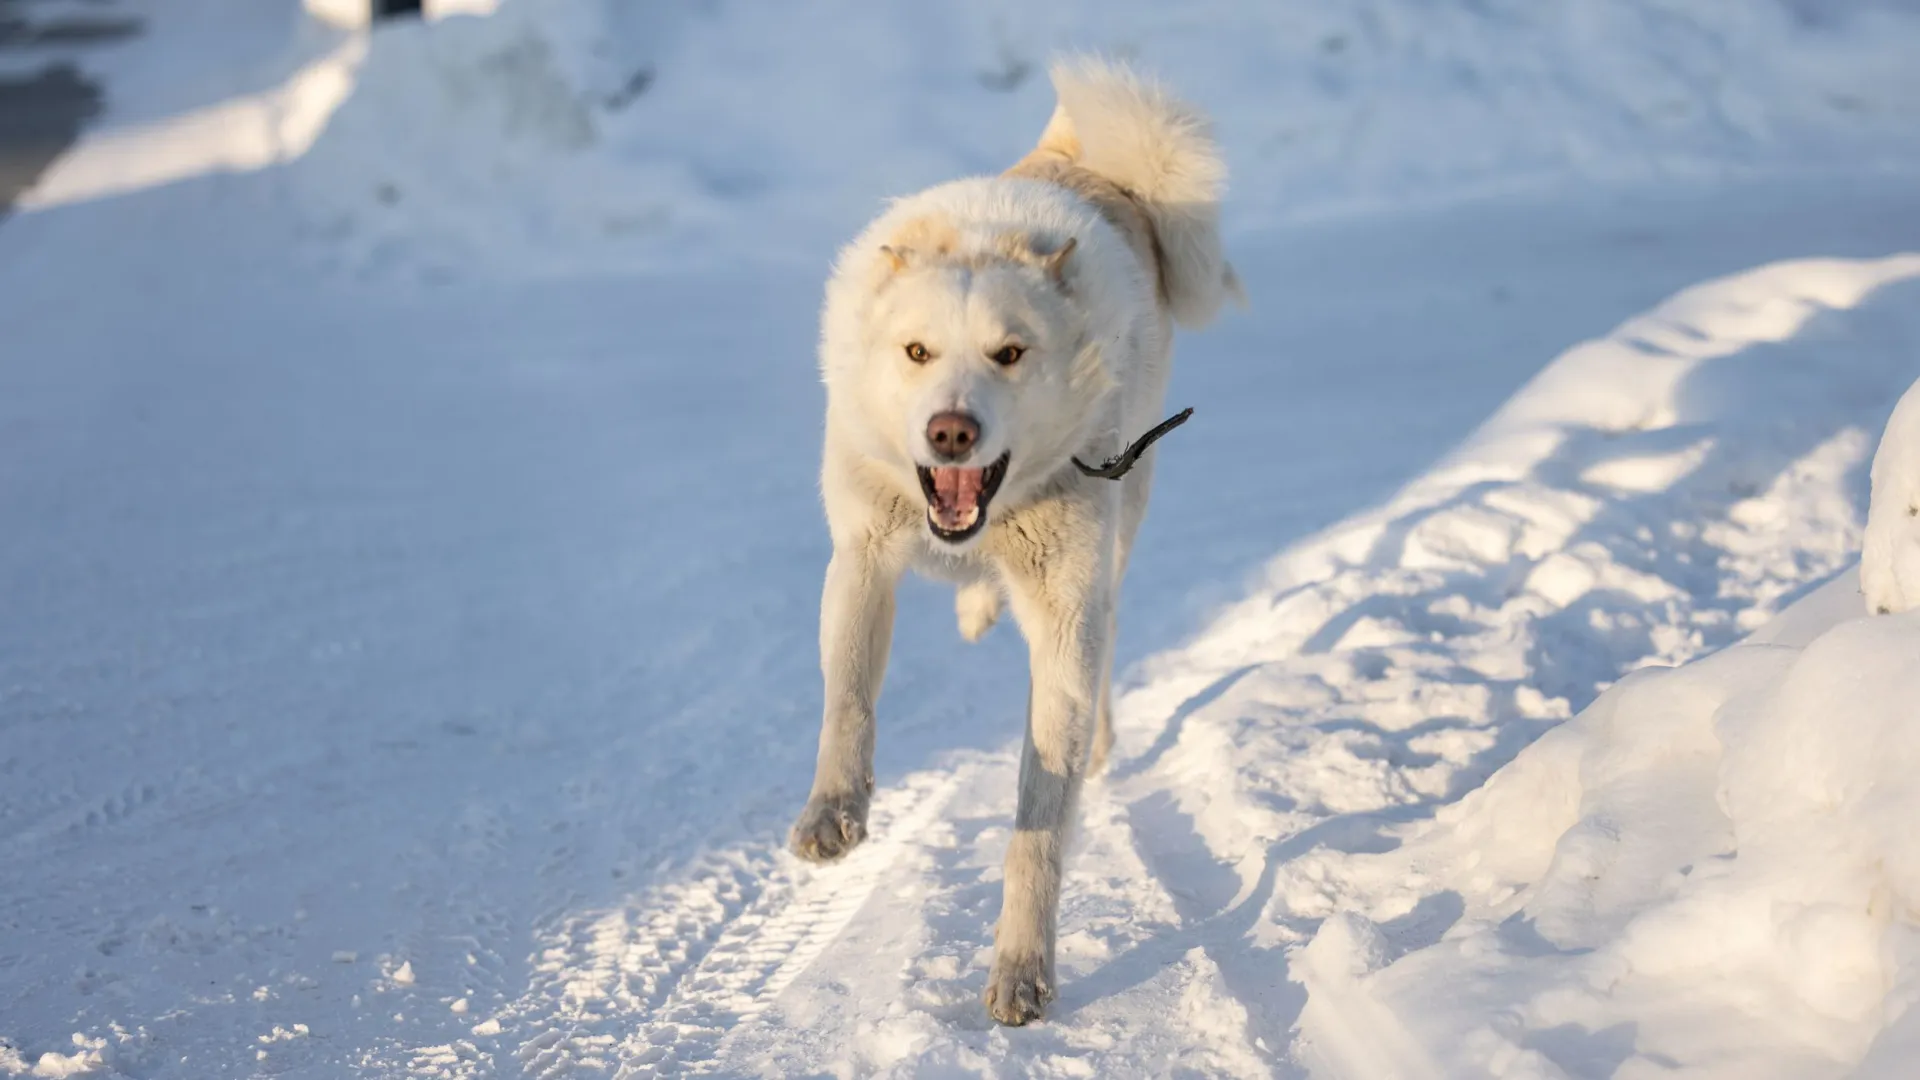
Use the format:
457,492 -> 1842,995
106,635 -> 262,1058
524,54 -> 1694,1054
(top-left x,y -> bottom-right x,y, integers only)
1091,457 -> 1156,775
955,579 -> 1002,643
1089,605 -> 1120,774
982,497 -> 1114,1025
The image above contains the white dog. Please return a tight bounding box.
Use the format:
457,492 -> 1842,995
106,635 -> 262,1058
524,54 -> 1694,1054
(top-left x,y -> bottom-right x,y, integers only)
791,57 -> 1237,1026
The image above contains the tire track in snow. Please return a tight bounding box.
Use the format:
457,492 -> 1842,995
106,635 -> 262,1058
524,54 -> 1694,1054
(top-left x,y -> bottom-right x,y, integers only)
619,768 -> 961,1074
425,764 -> 971,1078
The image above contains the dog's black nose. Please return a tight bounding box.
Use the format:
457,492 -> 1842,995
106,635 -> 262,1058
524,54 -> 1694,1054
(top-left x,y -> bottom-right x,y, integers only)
926,411 -> 981,461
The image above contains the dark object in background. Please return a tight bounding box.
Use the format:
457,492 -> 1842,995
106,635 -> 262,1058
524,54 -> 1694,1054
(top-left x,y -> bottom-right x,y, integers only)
0,0 -> 131,217
0,64 -> 102,217
376,0 -> 424,18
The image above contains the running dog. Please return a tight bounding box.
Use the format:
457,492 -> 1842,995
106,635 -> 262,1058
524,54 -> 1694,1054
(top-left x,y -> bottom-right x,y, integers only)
790,57 -> 1238,1025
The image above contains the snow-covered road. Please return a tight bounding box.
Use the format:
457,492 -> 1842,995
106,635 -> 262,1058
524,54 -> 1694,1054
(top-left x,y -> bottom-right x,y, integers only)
5,3 -> 1920,1077
5,170 -> 1917,1076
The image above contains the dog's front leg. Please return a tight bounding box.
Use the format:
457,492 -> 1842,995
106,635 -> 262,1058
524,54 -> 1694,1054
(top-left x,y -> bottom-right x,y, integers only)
790,539 -> 900,862
983,501 -> 1113,1025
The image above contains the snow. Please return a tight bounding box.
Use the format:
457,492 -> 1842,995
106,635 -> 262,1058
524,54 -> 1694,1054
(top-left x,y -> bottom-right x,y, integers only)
12,1034 -> 113,1079
104,0 -> 1920,280
1292,570 -> 1920,1079
3,1 -> 1920,1076
1863,378 -> 1920,615
18,33 -> 367,212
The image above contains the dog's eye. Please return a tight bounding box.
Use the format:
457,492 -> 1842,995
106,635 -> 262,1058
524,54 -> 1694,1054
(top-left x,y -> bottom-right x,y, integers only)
990,344 -> 1025,367
905,342 -> 931,364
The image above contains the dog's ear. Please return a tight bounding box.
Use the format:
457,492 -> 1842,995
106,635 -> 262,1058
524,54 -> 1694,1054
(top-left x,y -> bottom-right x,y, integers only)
1043,236 -> 1077,289
996,233 -> 1077,290
879,216 -> 960,276
878,245 -> 912,274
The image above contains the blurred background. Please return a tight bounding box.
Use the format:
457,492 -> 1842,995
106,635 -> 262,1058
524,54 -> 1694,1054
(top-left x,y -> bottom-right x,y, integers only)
2,2 -> 1918,1076
11,1 -> 1920,265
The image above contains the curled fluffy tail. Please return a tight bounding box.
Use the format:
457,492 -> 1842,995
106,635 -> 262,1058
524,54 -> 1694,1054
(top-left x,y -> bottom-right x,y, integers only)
1037,57 -> 1239,328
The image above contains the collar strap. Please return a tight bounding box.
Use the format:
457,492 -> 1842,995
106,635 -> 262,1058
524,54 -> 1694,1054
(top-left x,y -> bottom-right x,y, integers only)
1072,407 -> 1194,480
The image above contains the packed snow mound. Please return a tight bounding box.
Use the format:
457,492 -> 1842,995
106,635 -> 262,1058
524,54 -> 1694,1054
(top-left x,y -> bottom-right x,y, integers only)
285,0 -> 1920,277
1297,570 -> 1920,1078
289,5 -> 697,278
1295,578 -> 1920,1074
1278,258 -> 1920,1079
1863,378 -> 1920,614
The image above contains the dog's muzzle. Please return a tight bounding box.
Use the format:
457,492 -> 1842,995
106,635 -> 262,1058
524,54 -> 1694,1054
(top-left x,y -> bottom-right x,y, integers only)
917,453 -> 1009,543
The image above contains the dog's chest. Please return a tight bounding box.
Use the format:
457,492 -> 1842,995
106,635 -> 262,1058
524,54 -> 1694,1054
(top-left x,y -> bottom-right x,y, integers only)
906,540 -> 994,586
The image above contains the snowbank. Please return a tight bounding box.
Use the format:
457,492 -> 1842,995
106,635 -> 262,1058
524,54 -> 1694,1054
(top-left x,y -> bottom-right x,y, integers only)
1863,379 -> 1920,615
280,0 -> 1920,277
287,5 -> 671,278
18,35 -> 367,212
26,0 -> 1920,275
1296,381 -> 1920,1078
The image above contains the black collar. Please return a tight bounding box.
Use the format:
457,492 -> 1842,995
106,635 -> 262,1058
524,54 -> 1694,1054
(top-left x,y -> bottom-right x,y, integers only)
1072,407 -> 1194,480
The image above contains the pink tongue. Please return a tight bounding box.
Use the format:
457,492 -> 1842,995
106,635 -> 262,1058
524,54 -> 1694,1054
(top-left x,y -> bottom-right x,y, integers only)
929,467 -> 984,524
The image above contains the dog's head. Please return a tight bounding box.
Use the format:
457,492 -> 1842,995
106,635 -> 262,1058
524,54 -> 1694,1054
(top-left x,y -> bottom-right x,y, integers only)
841,218 -> 1113,545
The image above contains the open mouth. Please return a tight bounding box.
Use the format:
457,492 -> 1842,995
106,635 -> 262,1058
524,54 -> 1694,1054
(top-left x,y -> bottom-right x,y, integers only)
917,452 -> 1010,543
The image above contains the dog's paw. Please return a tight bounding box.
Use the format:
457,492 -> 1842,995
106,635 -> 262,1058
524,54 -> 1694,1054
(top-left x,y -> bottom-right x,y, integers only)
955,581 -> 1001,643
789,792 -> 869,863
983,950 -> 1054,1026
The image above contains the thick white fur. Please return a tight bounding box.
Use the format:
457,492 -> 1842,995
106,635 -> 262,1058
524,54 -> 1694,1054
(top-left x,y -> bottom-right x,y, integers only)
791,58 -> 1233,1027
1043,56 -> 1238,328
